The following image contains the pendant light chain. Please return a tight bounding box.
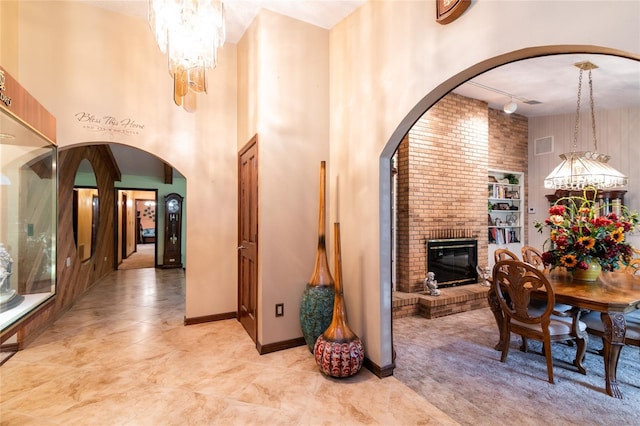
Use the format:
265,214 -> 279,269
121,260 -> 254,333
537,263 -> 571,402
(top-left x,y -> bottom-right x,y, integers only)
572,68 -> 583,152
588,68 -> 598,153
572,67 -> 599,154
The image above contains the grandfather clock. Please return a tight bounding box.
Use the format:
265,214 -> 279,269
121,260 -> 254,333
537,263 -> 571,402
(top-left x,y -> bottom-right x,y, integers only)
162,193 -> 183,268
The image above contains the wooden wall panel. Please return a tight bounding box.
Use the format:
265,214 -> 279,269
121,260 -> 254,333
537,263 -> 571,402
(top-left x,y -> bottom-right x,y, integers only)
17,145 -> 119,347
0,66 -> 56,143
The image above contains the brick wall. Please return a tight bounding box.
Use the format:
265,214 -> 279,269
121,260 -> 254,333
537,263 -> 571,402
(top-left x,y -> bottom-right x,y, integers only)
395,93 -> 528,293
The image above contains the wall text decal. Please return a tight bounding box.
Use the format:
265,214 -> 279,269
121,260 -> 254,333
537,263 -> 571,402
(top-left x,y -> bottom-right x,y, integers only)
74,112 -> 145,137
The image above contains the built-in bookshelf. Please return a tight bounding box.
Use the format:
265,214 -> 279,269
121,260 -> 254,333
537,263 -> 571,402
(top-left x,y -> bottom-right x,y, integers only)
488,170 -> 524,267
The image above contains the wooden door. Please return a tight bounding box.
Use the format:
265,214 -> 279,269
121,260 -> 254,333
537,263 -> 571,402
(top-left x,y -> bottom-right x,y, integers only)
121,193 -> 128,260
238,136 -> 258,343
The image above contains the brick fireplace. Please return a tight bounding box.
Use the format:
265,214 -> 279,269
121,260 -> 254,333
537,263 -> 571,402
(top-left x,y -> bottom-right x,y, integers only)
394,92 -> 528,309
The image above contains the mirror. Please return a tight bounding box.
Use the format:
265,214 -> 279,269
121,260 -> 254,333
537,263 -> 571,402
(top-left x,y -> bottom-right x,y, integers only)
73,160 -> 98,261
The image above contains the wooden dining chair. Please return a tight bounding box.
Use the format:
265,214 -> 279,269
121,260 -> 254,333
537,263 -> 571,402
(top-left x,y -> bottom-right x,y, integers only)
520,246 -> 573,315
521,246 -> 548,272
492,260 -> 588,383
494,248 -> 519,264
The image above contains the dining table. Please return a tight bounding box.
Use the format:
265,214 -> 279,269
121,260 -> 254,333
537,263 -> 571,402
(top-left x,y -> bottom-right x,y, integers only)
488,268 -> 640,399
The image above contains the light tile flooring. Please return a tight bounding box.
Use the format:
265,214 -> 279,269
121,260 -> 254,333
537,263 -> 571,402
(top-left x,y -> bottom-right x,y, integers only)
1,268 -> 456,425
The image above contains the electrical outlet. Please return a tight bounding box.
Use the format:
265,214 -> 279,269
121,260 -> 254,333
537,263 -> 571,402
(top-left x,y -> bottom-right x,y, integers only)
275,303 -> 284,317
66,257 -> 71,267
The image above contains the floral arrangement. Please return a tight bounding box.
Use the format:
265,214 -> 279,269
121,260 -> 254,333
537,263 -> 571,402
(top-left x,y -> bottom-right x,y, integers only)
535,190 -> 639,272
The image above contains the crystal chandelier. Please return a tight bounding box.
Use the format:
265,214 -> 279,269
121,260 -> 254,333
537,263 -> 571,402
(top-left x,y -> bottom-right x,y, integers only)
149,0 -> 225,112
544,61 -> 628,190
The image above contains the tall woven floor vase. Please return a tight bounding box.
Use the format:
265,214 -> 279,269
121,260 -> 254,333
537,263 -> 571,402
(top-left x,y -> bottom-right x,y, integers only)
300,161 -> 335,352
314,223 -> 364,378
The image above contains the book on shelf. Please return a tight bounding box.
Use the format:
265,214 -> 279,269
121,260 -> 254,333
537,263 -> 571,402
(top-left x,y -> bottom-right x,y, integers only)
491,185 -> 507,199
489,228 -> 519,245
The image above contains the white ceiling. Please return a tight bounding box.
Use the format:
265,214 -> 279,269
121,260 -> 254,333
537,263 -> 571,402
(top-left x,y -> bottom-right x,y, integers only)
83,0 -> 367,43
76,1 -> 640,178
454,54 -> 640,118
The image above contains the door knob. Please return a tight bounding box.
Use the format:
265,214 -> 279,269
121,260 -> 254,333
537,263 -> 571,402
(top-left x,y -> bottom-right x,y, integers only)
237,246 -> 246,250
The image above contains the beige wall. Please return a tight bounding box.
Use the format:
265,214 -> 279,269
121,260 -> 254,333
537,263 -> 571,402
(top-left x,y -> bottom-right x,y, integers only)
3,0 -> 639,370
0,1 -> 18,73
329,1 -> 640,367
237,10 -> 330,345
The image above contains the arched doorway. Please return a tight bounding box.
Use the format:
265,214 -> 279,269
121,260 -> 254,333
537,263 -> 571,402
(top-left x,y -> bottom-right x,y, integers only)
57,143 -> 187,305
380,45 -> 640,368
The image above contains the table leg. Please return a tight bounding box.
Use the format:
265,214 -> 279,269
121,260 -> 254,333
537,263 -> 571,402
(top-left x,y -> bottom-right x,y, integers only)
601,312 -> 627,399
487,286 -> 504,351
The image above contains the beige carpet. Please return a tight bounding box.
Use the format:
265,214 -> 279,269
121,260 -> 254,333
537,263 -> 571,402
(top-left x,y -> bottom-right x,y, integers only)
119,243 -> 155,269
393,309 -> 640,425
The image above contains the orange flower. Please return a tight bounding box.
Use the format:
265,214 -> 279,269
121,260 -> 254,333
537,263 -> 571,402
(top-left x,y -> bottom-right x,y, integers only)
611,227 -> 625,243
561,254 -> 578,268
577,236 -> 595,250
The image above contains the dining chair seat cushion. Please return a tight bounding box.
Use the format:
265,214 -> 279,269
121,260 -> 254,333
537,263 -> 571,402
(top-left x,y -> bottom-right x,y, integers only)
511,316 -> 587,336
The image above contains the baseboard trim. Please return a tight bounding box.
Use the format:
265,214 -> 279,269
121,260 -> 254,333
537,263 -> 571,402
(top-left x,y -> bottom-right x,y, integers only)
363,356 -> 395,378
257,337 -> 306,355
184,311 -> 237,325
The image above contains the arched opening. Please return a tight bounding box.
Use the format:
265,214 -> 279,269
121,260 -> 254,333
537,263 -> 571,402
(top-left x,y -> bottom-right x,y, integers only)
379,46 -> 640,411
57,142 -> 187,304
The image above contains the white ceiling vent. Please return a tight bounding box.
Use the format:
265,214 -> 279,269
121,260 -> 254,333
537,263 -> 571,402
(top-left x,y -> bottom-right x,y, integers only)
534,136 -> 554,155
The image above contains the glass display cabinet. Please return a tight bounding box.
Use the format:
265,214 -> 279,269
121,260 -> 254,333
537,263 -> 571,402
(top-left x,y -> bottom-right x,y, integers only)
0,99 -> 57,342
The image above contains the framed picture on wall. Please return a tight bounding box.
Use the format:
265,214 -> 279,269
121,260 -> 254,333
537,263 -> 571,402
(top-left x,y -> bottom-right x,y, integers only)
436,0 -> 471,25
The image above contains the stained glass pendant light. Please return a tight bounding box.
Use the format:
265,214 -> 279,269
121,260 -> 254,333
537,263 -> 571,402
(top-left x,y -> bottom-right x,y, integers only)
544,61 -> 628,190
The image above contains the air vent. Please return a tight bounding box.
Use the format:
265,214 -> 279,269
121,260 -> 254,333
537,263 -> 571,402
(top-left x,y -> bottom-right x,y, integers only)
535,136 -> 554,155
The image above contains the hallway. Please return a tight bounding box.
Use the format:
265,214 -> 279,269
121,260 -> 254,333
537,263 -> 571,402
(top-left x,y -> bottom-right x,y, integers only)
0,268 -> 454,425
119,243 -> 156,270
